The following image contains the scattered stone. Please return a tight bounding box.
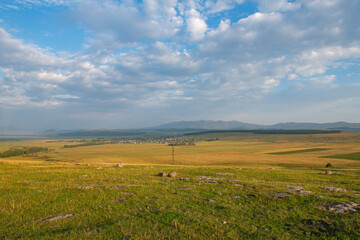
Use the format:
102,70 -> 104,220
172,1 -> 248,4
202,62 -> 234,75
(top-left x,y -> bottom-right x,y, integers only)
227,179 -> 238,182
325,171 -> 332,175
206,199 -> 216,203
319,187 -> 347,192
198,176 -> 211,179
354,193 -> 360,197
81,175 -> 88,177
294,190 -> 313,196
223,221 -> 227,224
270,192 -> 292,198
233,184 -> 243,187
168,171 -> 177,178
216,173 -> 234,175
158,172 -> 167,177
268,168 -> 274,170
314,195 -> 324,199
283,185 -> 312,195
78,185 -> 93,190
179,177 -> 189,181
199,180 -> 219,184
284,185 -> 304,191
197,176 -> 221,184
96,167 -> 102,170
40,214 -> 76,222
116,163 -> 124,167
232,196 -> 242,198
319,202 -> 360,213
122,192 -> 135,195
77,185 -> 122,190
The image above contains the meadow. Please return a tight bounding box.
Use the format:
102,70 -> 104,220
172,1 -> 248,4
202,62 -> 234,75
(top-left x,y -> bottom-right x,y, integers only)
0,131 -> 359,239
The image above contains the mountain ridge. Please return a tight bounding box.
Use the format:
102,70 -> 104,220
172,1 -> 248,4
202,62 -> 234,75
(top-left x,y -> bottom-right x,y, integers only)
153,120 -> 360,130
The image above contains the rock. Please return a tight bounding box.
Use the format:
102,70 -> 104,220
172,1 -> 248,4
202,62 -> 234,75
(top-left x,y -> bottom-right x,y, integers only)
158,172 -> 167,177
325,171 -> 332,175
270,192 -> 292,198
168,171 -> 177,178
232,196 -> 242,198
177,188 -> 192,190
216,173 -> 234,175
40,214 -> 76,222
319,187 -> 347,192
96,167 -> 102,170
319,202 -> 360,213
295,190 -> 313,196
179,177 -> 189,181
199,180 -> 219,184
116,163 -> 124,167
354,193 -> 360,197
284,185 -> 305,191
206,199 -> 216,203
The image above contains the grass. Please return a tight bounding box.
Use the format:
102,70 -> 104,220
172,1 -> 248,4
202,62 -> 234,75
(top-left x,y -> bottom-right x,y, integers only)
268,148 -> 331,155
0,132 -> 360,239
322,152 -> 360,161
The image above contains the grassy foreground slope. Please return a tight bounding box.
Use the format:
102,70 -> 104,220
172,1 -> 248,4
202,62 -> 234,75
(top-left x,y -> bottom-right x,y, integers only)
0,131 -> 360,239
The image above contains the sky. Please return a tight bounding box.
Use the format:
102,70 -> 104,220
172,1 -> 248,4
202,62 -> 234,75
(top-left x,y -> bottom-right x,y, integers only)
0,0 -> 360,131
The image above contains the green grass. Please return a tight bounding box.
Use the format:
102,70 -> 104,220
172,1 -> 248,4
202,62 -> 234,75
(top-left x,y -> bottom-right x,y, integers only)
268,148 -> 331,155
322,152 -> 360,161
0,163 -> 360,239
1,134 -> 360,239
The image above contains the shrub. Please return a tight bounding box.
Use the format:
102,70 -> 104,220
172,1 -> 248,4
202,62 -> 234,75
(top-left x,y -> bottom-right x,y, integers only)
326,163 -> 333,168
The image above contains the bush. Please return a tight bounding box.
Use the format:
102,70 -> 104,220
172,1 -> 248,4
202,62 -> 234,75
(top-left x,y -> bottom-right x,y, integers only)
326,163 -> 333,168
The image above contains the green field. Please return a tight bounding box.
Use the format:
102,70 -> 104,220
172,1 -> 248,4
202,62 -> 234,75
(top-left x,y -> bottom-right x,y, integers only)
268,148 -> 331,155
0,132 -> 360,239
322,152 -> 360,161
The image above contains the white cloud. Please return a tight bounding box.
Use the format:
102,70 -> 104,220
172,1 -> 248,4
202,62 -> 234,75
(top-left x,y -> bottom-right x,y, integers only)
256,0 -> 300,13
186,9 -> 208,41
308,75 -> 336,84
2,0 -> 360,129
206,0 -> 245,14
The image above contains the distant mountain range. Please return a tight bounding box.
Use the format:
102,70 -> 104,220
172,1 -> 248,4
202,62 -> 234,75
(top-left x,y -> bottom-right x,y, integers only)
2,120 -> 360,137
153,120 -> 360,131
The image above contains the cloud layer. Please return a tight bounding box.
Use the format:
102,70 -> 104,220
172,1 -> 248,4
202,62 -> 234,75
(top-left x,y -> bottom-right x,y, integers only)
1,0 -> 360,130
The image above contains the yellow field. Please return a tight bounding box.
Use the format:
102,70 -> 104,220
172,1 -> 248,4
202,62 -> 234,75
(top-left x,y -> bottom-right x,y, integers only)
1,131 -> 360,169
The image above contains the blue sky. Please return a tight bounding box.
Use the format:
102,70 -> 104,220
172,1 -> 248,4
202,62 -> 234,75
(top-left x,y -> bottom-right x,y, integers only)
0,0 -> 360,131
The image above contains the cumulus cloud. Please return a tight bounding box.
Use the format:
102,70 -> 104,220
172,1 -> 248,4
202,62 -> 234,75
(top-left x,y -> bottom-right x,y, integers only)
186,9 -> 208,40
205,0 -> 245,14
1,0 -> 360,129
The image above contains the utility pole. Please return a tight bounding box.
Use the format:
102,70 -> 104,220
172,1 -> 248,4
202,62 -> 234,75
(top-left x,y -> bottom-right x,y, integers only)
172,145 -> 174,165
